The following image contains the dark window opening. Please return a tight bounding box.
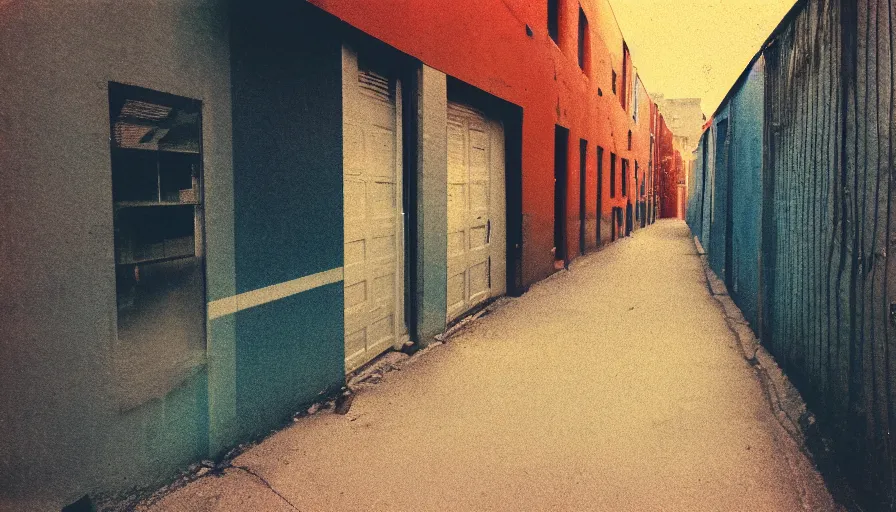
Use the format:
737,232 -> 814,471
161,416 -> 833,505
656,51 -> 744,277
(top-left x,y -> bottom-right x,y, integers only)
621,42 -> 630,110
634,162 -> 639,200
548,0 -> 560,44
108,82 -> 205,408
610,153 -> 617,198
611,70 -> 617,95
622,158 -> 629,196
627,130 -> 632,150
579,139 -> 587,255
554,126 -> 569,264
596,146 -> 604,244
578,6 -> 589,72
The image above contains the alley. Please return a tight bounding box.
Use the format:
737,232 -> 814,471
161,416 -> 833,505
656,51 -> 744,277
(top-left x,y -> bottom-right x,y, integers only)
143,221 -> 837,511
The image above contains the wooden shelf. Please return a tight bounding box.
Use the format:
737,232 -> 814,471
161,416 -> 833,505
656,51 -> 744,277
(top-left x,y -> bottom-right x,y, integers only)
115,200 -> 198,209
116,253 -> 195,266
112,145 -> 200,155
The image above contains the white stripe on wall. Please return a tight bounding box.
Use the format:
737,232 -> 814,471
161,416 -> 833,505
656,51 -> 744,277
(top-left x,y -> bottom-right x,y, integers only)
207,267 -> 344,320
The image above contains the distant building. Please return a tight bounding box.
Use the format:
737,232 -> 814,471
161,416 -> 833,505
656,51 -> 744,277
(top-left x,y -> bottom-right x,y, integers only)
651,95 -> 704,220
652,94 -> 705,155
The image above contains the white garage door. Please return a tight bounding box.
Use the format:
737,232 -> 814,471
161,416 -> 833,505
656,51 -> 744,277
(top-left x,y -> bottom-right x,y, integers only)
342,48 -> 407,373
446,102 -> 506,322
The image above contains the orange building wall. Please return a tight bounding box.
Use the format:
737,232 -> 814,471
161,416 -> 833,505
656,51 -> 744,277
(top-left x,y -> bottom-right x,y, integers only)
310,0 -> 673,284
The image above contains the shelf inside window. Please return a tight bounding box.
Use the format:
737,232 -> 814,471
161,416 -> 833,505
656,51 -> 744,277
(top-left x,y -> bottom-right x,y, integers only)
109,82 -> 206,409
115,200 -> 199,209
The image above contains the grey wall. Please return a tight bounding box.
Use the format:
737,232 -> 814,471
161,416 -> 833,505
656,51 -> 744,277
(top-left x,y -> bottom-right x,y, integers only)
0,1 -> 233,507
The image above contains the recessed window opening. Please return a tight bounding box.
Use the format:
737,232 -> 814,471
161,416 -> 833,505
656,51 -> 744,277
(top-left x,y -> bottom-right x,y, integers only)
554,125 -> 569,264
622,158 -> 629,196
548,0 -> 560,44
610,152 -> 617,198
578,6 -> 589,72
633,75 -> 641,123
621,43 -> 630,110
108,82 -> 205,405
596,146 -> 604,243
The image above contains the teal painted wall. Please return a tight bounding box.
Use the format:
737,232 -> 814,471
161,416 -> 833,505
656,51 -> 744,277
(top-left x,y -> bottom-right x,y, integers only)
728,59 -> 764,327
230,4 -> 344,293
687,135 -> 706,241
228,3 -> 346,441
708,111 -> 730,281
700,130 -> 714,252
235,286 -> 345,438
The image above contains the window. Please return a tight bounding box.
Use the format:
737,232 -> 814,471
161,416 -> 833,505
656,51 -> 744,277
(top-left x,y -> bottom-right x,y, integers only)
635,160 -> 644,195
612,70 -> 617,95
578,6 -> 589,71
596,146 -> 604,242
633,75 -> 640,123
548,0 -> 559,44
628,130 -> 632,150
610,153 -> 617,198
554,125 -> 569,263
621,43 -> 630,110
109,82 -> 205,405
622,158 -> 629,196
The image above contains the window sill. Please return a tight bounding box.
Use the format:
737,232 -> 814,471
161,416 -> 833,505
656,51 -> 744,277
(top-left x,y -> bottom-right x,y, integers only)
112,345 -> 207,413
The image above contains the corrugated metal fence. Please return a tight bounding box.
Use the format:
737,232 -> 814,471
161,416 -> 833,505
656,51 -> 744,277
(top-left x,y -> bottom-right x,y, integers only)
688,0 -> 896,504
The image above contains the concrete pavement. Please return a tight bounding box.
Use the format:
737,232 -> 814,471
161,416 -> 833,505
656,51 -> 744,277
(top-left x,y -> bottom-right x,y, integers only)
140,220 -> 838,511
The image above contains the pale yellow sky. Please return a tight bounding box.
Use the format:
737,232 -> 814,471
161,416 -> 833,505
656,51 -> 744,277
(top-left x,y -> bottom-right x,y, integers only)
610,0 -> 797,116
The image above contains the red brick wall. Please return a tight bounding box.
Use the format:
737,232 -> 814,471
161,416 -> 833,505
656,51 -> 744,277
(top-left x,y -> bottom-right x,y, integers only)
310,0 -> 675,283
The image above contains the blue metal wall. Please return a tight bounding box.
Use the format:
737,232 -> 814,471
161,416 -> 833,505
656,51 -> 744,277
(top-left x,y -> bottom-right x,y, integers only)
688,133 -> 708,245
700,130 -> 714,251
728,58 -> 765,328
687,0 -> 896,506
708,111 -> 730,281
686,137 -> 703,239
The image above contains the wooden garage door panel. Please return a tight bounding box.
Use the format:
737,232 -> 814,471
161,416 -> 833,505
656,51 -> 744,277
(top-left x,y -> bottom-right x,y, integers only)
343,47 -> 406,373
446,102 -> 506,323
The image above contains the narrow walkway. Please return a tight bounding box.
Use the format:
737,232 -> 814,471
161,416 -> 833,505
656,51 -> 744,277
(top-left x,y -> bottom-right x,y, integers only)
145,220 -> 836,511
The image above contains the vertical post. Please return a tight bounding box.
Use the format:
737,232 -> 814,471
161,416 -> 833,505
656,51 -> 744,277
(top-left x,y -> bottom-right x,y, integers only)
413,64 -> 448,343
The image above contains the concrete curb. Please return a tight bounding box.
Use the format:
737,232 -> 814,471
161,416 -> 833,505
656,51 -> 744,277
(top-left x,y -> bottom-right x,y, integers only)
695,251 -> 842,511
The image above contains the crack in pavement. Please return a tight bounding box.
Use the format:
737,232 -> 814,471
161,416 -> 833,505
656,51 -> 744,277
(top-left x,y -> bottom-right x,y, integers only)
231,465 -> 301,511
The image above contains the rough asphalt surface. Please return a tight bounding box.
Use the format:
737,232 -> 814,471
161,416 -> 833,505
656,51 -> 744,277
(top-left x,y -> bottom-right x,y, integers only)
142,220 -> 838,511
